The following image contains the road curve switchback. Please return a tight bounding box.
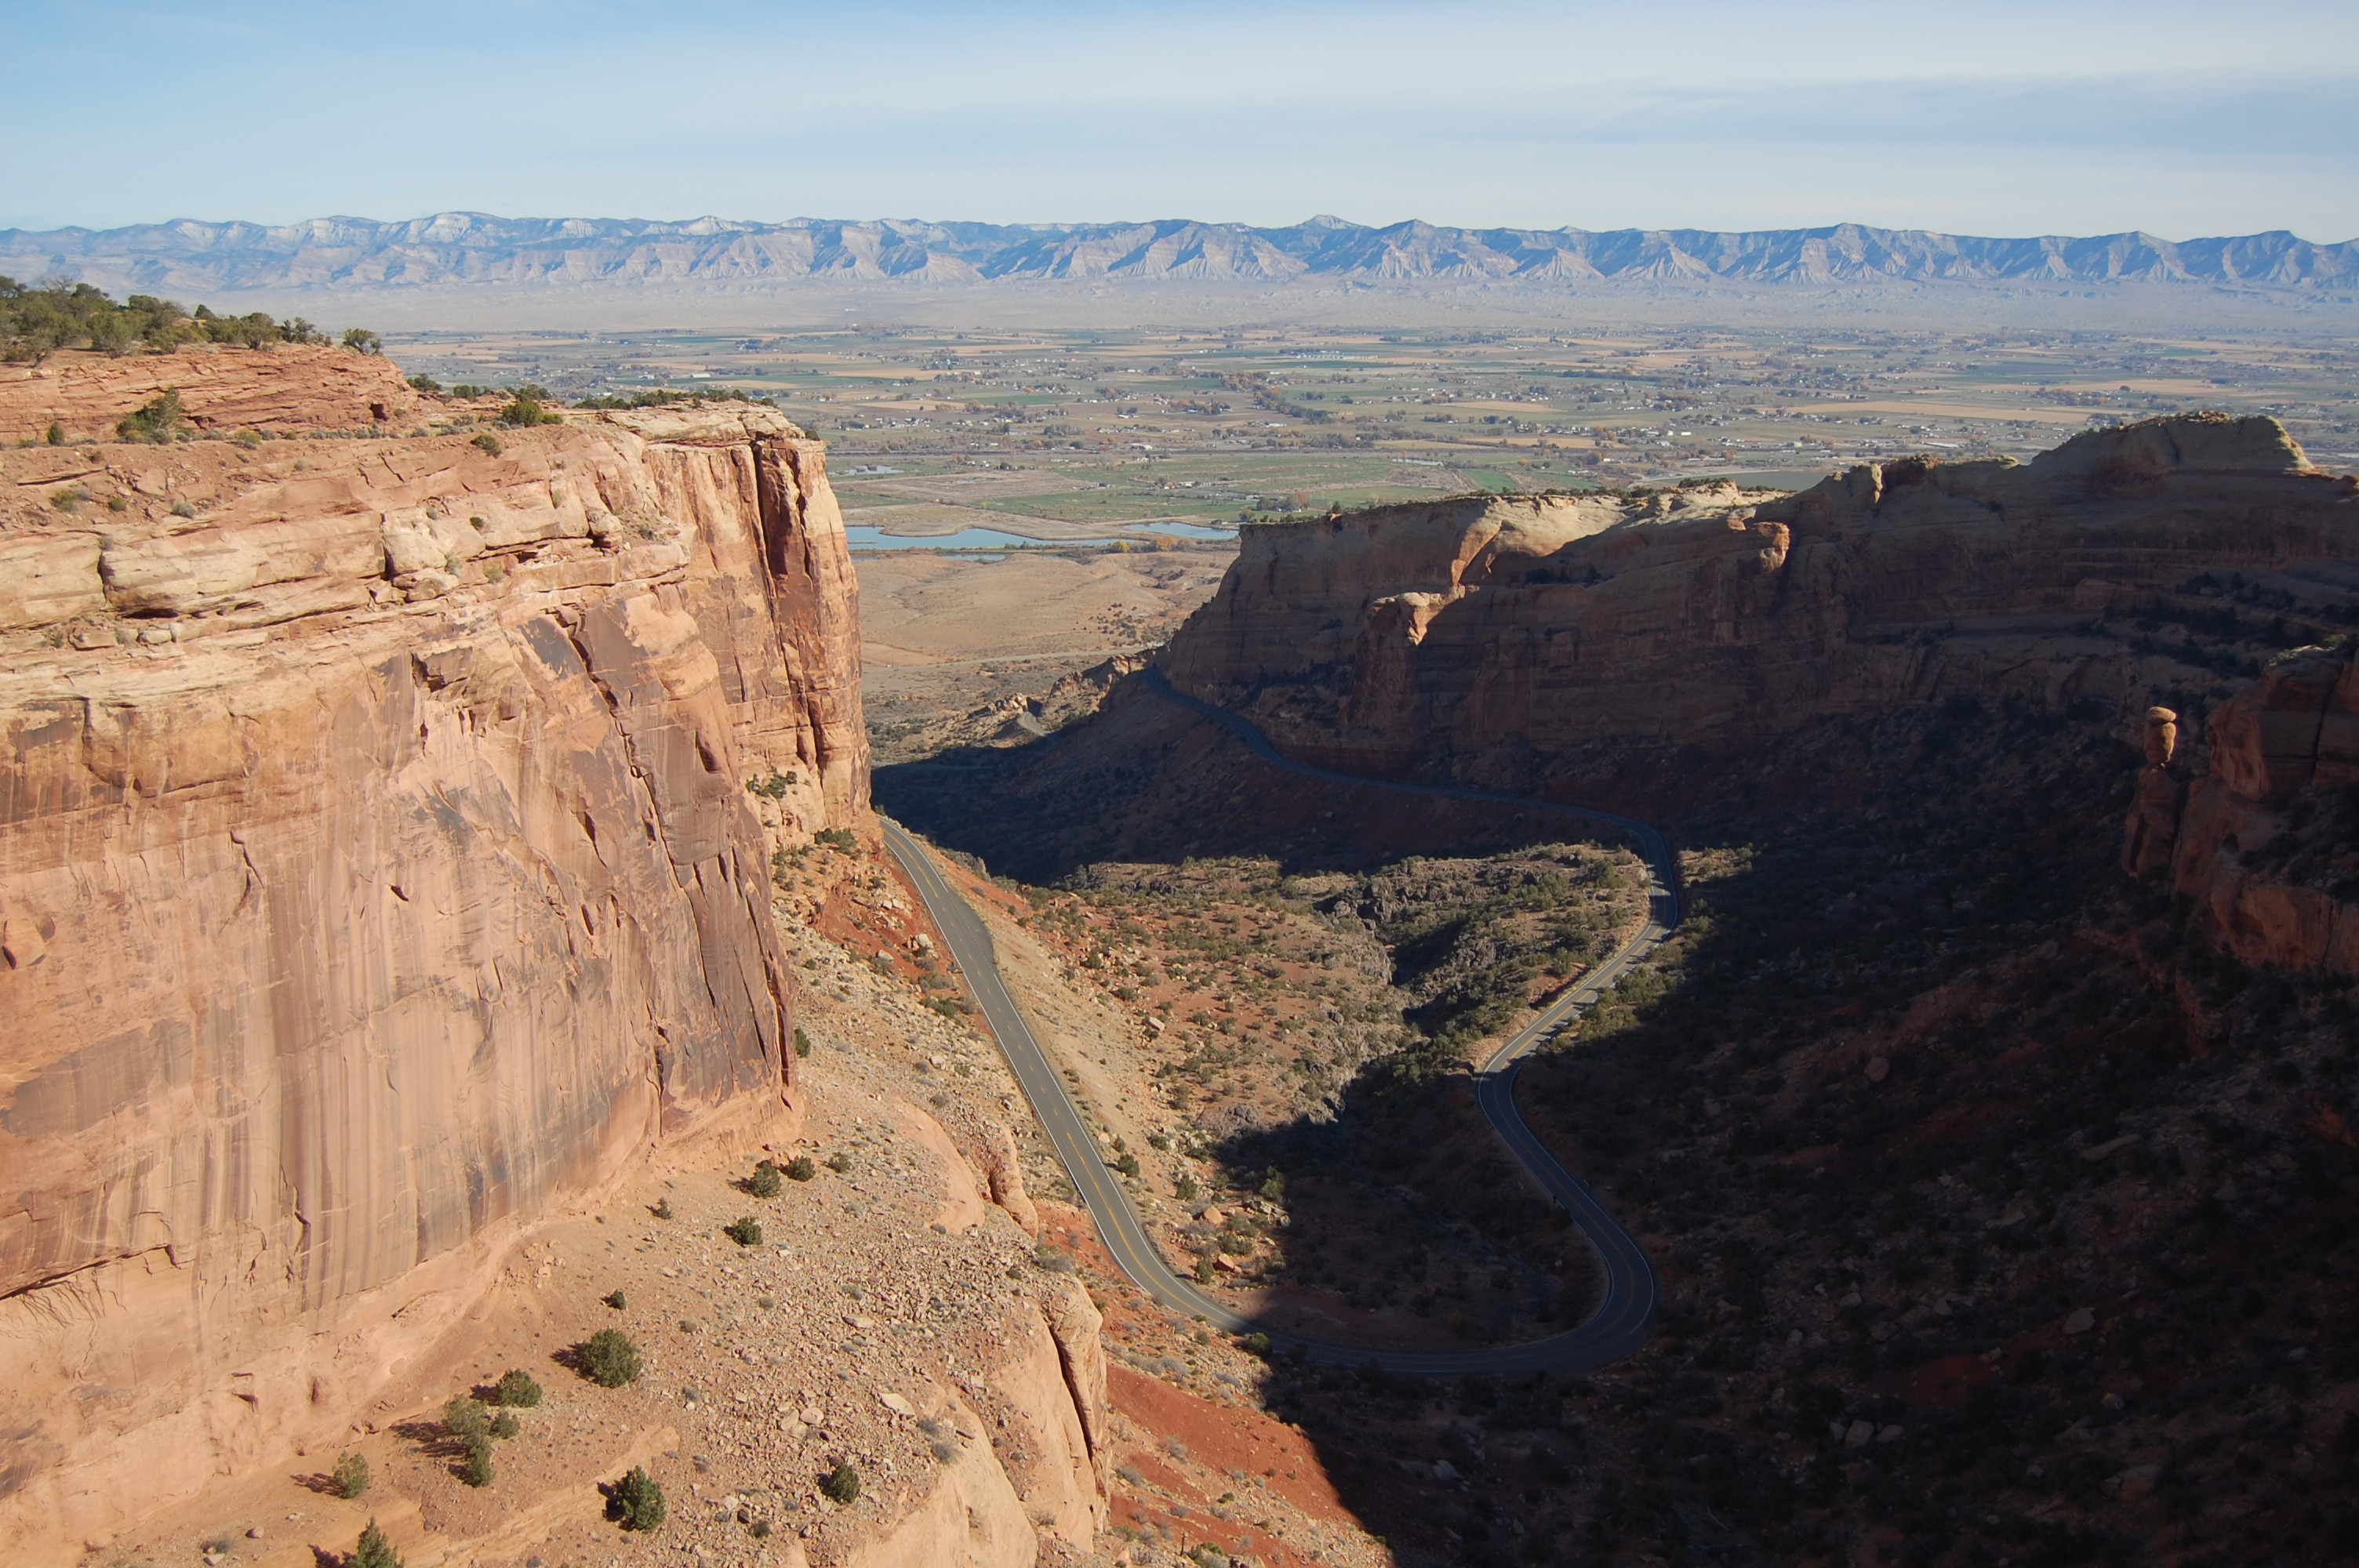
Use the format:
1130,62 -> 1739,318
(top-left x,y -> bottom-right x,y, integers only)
879,669 -> 1675,1375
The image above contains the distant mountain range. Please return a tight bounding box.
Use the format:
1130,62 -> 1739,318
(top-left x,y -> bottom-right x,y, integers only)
5,214 -> 2357,293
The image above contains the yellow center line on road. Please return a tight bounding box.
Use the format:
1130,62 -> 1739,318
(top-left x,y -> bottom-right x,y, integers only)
879,670 -> 1674,1375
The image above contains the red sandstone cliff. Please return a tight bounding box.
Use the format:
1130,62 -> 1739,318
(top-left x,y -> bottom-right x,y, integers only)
1162,416 -> 2359,793
0,341 -> 425,444
0,362 -> 866,1551
2124,644 -> 2359,978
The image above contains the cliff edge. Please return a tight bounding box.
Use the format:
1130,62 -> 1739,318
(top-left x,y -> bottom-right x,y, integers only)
0,353 -> 867,1554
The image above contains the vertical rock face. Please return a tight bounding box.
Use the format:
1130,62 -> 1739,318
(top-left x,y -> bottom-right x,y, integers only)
0,389 -> 865,1550
1161,416 -> 2358,793
2132,645 -> 2359,977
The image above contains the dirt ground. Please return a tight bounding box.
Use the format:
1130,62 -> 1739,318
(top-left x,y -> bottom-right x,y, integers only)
856,545 -> 1230,764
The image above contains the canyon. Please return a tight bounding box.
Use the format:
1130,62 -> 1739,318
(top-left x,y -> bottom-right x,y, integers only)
878,413 -> 2359,1564
9,327 -> 2359,1568
0,346 -> 1124,1567
1162,415 -> 2358,797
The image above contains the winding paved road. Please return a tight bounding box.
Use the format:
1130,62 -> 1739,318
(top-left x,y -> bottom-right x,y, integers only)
880,670 -> 1675,1374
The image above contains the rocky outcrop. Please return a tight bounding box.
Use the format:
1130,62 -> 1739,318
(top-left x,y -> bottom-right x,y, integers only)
840,1391 -> 1034,1568
976,1120 -> 1042,1235
1163,416 -> 2359,796
0,343 -> 423,445
989,1285 -> 1110,1547
2125,644 -> 2359,977
0,390 -> 865,1553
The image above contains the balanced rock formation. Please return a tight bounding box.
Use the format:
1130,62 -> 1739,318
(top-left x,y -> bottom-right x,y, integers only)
0,364 -> 864,1554
1163,415 -> 2358,797
2128,644 -> 2359,976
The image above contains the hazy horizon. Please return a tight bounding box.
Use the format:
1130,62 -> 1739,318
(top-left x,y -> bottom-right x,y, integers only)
8,1 -> 2356,239
10,211 -> 2357,247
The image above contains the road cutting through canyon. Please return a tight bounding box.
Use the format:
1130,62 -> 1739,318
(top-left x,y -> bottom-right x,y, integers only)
882,667 -> 1674,1375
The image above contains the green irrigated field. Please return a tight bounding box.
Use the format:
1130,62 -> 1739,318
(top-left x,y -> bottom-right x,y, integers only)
382,320 -> 2359,539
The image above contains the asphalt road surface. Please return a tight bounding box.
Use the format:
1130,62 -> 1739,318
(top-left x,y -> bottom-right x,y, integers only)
880,670 -> 1674,1374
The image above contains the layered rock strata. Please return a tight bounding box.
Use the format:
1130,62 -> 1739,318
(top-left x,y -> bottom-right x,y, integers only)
0,343 -> 423,445
1163,416 -> 2359,792
0,386 -> 866,1549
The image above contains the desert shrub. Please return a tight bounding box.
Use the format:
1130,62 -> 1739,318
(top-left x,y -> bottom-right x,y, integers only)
825,1152 -> 852,1174
723,1216 -> 763,1247
492,1410 -> 522,1439
602,1288 -> 627,1309
652,1197 -> 673,1219
813,826 -> 858,851
1175,1173 -> 1199,1200
794,1026 -> 812,1058
497,391 -> 556,427
471,432 -> 502,457
494,1367 -> 542,1407
1116,1152 -> 1142,1178
574,387 -> 776,411
786,1156 -> 816,1181
747,1161 -> 783,1199
351,1518 -> 402,1568
342,327 -> 382,354
116,390 -> 184,443
1033,1242 -> 1075,1272
44,420 -> 62,444
609,1465 -> 666,1531
579,1327 -> 642,1387
2,276 -> 200,362
406,374 -> 442,393
459,1439 -> 493,1487
442,1396 -> 489,1442
821,1461 -> 862,1504
332,1451 -> 369,1499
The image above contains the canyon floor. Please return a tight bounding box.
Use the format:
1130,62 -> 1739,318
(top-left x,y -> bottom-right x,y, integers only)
881,543 -> 2359,1564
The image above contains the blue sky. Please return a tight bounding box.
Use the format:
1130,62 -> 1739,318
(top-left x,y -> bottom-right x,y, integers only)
5,0 -> 2355,238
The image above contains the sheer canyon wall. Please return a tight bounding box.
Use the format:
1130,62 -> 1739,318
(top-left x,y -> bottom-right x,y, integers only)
0,348 -> 867,1550
1163,415 -> 2359,793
